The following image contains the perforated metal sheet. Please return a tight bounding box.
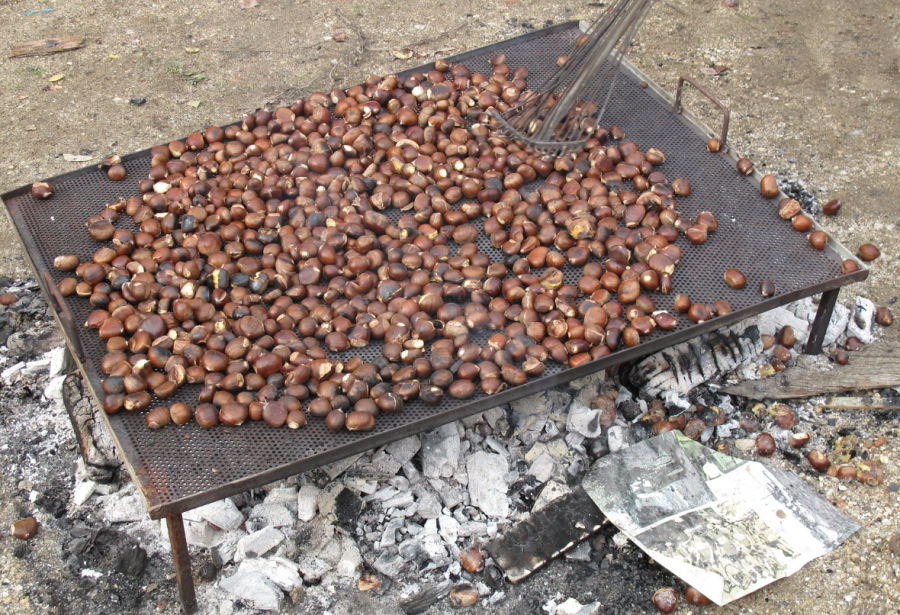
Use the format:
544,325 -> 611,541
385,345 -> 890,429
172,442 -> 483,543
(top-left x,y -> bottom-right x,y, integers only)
1,22 -> 866,517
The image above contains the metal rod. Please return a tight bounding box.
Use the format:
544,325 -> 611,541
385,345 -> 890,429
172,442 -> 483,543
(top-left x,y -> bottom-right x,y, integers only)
166,514 -> 198,615
673,75 -> 731,151
804,288 -> 840,355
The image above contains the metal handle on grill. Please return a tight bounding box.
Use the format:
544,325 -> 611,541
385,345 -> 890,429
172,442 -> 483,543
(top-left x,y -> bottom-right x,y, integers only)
673,75 -> 731,152
42,271 -> 86,362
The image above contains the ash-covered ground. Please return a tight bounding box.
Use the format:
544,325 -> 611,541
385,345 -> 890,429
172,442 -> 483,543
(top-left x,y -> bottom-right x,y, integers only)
0,277 -> 897,615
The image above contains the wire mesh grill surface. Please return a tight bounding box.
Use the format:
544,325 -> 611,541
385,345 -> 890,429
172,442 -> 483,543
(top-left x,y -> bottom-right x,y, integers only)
2,23 -> 860,516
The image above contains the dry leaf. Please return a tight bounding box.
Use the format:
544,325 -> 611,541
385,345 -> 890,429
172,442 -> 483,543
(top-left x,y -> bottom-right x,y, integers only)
185,47 -> 200,53
63,154 -> 92,162
332,32 -> 347,43
48,74 -> 65,82
391,48 -> 414,60
700,65 -> 729,77
186,100 -> 201,108
239,0 -> 259,8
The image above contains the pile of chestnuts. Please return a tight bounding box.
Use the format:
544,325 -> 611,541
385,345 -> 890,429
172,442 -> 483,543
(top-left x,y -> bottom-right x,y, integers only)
44,53 -> 838,434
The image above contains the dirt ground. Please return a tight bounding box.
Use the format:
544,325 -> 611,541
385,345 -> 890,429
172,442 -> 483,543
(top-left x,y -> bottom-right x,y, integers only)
0,0 -> 898,614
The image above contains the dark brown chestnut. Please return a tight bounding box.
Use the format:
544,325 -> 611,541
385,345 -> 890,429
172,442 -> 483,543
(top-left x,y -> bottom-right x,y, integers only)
755,432 -> 776,457
32,181 -> 54,199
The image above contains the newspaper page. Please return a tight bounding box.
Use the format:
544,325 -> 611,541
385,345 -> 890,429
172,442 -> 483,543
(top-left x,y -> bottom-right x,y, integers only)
583,431 -> 859,605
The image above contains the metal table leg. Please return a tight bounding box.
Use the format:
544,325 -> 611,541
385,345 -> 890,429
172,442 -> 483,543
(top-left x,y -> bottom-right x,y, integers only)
804,288 -> 840,355
166,513 -> 198,614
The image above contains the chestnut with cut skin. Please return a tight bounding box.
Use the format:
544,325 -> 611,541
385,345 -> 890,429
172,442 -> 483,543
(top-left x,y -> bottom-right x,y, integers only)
759,278 -> 776,297
789,432 -> 810,448
286,409 -> 307,429
707,137 -> 721,152
688,303 -> 711,323
449,584 -> 479,608
146,406 -> 171,429
876,307 -> 893,327
846,336 -> 864,351
346,411 -> 375,431
652,588 -> 678,613
459,546 -> 485,573
736,157 -> 753,175
778,198 -> 801,219
32,181 -> 55,199
671,177 -> 691,196
54,255 -> 80,271
842,259 -> 860,274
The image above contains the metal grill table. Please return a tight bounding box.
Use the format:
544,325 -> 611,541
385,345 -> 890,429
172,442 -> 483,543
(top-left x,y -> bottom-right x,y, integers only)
0,22 -> 866,614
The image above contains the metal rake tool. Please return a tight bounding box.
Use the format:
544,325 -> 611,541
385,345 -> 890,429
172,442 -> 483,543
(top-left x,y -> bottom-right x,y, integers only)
492,0 -> 655,156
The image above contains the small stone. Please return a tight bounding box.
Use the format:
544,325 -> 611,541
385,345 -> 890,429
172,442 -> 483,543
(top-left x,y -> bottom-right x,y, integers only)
73,479 -> 96,506
890,534 -> 900,556
734,438 -> 756,453
439,514 -> 461,544
379,518 -> 405,548
466,451 -> 509,518
373,552 -> 406,578
234,527 -> 285,562
527,453 -> 557,483
618,399 -> 643,421
337,538 -> 362,578
556,597 -> 602,615
194,498 -> 244,531
264,486 -> 298,505
100,491 -> 146,523
297,556 -> 331,583
185,520 -> 226,549
564,541 -> 592,562
211,530 -> 247,567
289,585 -> 306,605
239,556 -> 302,591
196,562 -> 217,583
249,503 -> 294,529
607,425 -> 634,453
218,571 -> 283,611
566,404 -> 604,438
386,435 -> 422,464
130,96 -> 147,105
297,485 -> 320,522
422,423 -> 461,479
415,489 -> 442,520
